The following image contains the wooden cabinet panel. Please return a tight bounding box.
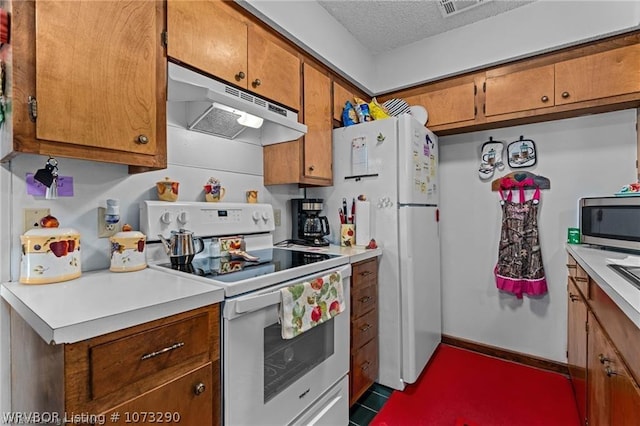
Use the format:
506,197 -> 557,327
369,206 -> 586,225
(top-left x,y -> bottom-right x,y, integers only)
248,26 -> 301,111
333,81 -> 354,122
103,363 -> 213,426
567,255 -> 590,298
349,257 -> 379,406
167,0 -> 248,87
302,63 -> 332,182
90,313 -> 210,399
567,280 -> 587,425
485,65 -> 555,116
350,337 -> 378,405
7,0 -> 167,169
412,82 -> 477,126
610,361 -> 640,426
588,312 -> 612,426
555,44 -> 640,106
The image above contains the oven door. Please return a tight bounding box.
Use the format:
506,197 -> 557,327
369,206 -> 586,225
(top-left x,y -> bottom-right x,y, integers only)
223,264 -> 351,426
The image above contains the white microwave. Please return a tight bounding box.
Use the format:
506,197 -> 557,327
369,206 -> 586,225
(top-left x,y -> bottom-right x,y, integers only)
580,196 -> 640,251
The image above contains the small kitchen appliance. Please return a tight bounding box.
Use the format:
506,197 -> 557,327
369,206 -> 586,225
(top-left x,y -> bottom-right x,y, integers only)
291,198 -> 331,246
140,201 -> 351,425
580,196 -> 640,252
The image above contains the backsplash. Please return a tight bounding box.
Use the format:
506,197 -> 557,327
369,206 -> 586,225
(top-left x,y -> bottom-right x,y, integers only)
6,124 -> 302,280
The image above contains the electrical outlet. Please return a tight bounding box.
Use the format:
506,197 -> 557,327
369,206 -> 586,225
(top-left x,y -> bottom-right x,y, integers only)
97,207 -> 118,238
24,208 -> 51,233
273,209 -> 282,227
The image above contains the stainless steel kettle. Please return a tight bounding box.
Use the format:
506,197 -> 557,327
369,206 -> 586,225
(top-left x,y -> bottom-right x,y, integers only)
158,229 -> 205,265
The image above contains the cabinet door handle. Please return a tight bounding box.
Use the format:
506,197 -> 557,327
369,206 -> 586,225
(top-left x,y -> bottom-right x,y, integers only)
140,342 -> 184,360
252,78 -> 262,88
359,323 -> 371,332
569,294 -> 580,302
358,296 -> 371,303
308,165 -> 315,172
598,354 -> 611,364
561,91 -> 570,99
605,366 -> 618,377
541,95 -> 549,103
361,361 -> 371,371
194,382 -> 206,395
235,71 -> 246,81
574,276 -> 587,282
136,134 -> 149,145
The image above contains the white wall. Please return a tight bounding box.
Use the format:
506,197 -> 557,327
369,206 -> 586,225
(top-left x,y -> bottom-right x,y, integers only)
242,0 -> 640,94
439,109 -> 637,362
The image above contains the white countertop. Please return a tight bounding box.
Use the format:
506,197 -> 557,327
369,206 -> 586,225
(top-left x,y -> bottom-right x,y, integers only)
1,267 -> 224,345
566,244 -> 640,328
277,243 -> 382,264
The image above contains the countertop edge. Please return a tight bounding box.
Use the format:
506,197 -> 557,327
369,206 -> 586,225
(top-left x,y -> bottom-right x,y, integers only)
566,244 -> 640,329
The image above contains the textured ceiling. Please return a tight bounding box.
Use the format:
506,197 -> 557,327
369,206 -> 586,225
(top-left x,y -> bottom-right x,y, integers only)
318,0 -> 536,55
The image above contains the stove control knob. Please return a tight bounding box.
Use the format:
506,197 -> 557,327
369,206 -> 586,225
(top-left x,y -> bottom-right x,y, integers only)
252,211 -> 261,223
261,212 -> 270,223
177,211 -> 189,224
160,211 -> 173,224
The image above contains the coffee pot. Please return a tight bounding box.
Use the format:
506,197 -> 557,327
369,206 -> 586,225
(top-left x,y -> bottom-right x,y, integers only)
158,229 -> 205,265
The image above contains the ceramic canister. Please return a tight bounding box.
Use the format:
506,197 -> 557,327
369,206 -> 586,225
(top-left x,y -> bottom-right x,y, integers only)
109,231 -> 147,272
20,228 -> 81,284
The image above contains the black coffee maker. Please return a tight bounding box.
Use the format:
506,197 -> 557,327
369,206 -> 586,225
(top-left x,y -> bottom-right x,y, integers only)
291,198 -> 330,246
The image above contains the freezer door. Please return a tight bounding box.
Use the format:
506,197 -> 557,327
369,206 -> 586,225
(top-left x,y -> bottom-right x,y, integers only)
398,205 -> 441,384
397,114 -> 439,205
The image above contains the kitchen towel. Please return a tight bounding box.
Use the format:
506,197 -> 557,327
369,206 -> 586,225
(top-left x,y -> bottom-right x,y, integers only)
355,200 -> 371,246
279,271 -> 345,339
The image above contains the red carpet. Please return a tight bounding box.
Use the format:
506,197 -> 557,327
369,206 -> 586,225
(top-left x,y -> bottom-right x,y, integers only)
371,345 -> 580,426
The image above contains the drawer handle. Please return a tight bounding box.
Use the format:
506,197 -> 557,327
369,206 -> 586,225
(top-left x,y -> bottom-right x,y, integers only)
566,264 -> 577,269
361,361 -> 371,371
598,354 -> 611,364
140,342 -> 185,360
574,277 -> 587,282
569,294 -> 580,302
605,366 -> 618,377
194,382 -> 206,396
359,324 -> 371,332
359,296 -> 371,303
359,271 -> 372,277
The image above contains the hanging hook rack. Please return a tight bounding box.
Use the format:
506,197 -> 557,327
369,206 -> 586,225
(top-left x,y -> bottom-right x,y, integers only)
491,171 -> 550,191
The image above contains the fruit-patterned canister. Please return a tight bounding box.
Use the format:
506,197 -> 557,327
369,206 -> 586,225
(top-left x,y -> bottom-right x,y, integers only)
109,231 -> 147,272
20,228 -> 81,284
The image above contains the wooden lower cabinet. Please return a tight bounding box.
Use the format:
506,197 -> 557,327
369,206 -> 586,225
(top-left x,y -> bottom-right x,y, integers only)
11,305 -> 221,426
349,257 -> 379,406
567,253 -> 640,426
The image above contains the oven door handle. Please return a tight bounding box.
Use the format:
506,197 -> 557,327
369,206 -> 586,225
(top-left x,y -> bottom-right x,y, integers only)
234,291 -> 281,314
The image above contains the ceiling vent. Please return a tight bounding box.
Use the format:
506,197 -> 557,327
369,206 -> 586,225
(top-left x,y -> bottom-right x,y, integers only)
438,0 -> 491,17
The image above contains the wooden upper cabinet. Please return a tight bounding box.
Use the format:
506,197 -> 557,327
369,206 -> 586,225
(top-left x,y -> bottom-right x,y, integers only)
248,25 -> 301,111
7,0 -> 166,169
333,82 -> 354,122
555,44 -> 640,106
167,0 -> 248,86
406,82 -> 476,127
167,0 -> 300,111
36,1 -> 157,155
485,65 -> 555,116
303,63 -> 332,182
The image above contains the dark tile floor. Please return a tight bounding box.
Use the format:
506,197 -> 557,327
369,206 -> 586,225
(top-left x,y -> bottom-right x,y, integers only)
349,383 -> 394,426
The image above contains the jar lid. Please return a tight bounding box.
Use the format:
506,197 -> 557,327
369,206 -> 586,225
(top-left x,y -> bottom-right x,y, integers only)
112,231 -> 145,238
23,227 -> 79,237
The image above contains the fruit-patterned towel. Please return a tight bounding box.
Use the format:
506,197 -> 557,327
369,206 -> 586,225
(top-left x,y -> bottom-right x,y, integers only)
279,271 -> 345,339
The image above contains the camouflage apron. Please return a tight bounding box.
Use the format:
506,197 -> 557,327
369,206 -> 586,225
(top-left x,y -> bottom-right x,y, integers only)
494,177 -> 547,299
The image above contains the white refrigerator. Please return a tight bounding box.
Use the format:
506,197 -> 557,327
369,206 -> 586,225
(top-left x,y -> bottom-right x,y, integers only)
308,113 -> 441,390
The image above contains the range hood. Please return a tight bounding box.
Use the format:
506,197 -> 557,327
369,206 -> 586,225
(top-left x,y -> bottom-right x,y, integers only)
168,62 -> 307,145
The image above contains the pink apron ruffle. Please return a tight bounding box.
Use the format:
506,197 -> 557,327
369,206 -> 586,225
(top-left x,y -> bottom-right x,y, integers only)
494,266 -> 548,299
